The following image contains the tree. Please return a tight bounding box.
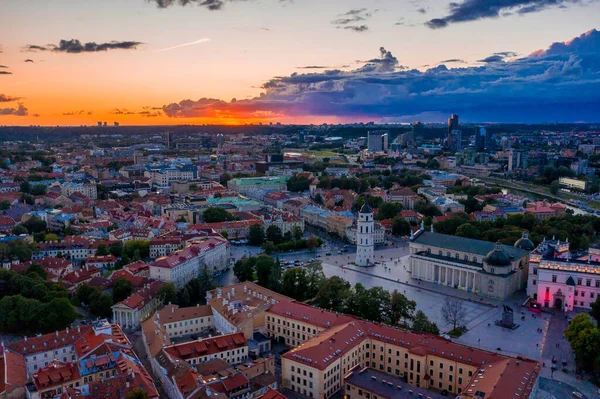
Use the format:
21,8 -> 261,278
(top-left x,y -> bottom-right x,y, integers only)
89,293 -> 113,318
220,172 -> 232,186
234,257 -> 256,282
30,184 -> 47,196
221,230 -> 229,239
203,207 -> 234,223
564,314 -> 600,372
412,310 -> 440,335
590,296 -> 600,324
126,388 -> 149,399
19,180 -> 31,193
132,249 -> 141,262
255,255 -> 275,288
0,200 -> 11,210
292,226 -> 303,241
26,263 -> 47,280
315,277 -> 351,313
95,243 -> 109,256
287,175 -> 311,192
21,217 -> 47,234
314,193 -> 323,204
113,278 -> 134,303
391,217 -> 411,236
281,268 -> 310,301
124,240 -> 150,259
550,180 -> 560,195
158,283 -> 178,305
441,297 -> 467,331
306,235 -> 320,251
109,242 -> 123,257
266,225 -> 283,244
455,223 -> 480,239
305,261 -> 325,299
248,224 -> 265,246
12,224 -> 28,235
390,289 -> 416,326
377,202 -> 403,220
44,233 -> 59,242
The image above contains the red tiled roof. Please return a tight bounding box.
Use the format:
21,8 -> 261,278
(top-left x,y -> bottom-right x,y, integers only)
150,246 -> 201,270
165,333 -> 247,361
33,360 -> 80,390
267,301 -> 356,329
115,280 -> 163,311
221,372 -> 249,391
256,387 -> 288,399
7,325 -> 94,356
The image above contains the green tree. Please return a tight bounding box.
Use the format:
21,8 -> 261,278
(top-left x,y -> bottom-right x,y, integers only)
0,200 -> 11,210
550,180 -> 560,195
21,217 -> 47,234
132,249 -> 142,262
126,388 -> 149,399
292,226 -> 303,241
89,293 -> 113,318
266,225 -> 283,244
590,296 -> 600,324
287,175 -> 311,192
248,224 -> 266,246
30,184 -> 47,196
109,242 -> 123,257
306,235 -> 320,251
203,207 -> 234,223
19,180 -> 31,193
305,261 -> 325,299
390,289 -> 416,326
234,257 -> 256,282
123,240 -> 150,259
315,276 -> 351,313
113,278 -> 134,303
391,217 -> 411,236
221,230 -> 229,239
455,223 -> 480,239
412,310 -> 440,335
45,233 -> 59,242
255,255 -> 275,288
281,268 -> 310,301
220,172 -> 232,186
158,283 -> 178,305
564,314 -> 600,372
12,225 -> 29,235
26,263 -> 47,280
377,202 -> 403,220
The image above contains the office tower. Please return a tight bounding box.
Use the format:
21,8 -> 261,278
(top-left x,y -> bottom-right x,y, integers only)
216,133 -> 225,147
165,132 -> 171,149
368,131 -> 389,152
450,129 -> 462,152
447,114 -> 459,146
486,129 -> 496,151
475,126 -> 486,152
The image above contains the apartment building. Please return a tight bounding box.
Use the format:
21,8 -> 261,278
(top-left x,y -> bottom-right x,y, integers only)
163,332 -> 249,367
156,304 -> 214,339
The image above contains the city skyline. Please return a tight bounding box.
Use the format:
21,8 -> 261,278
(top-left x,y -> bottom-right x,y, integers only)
1,0 -> 600,126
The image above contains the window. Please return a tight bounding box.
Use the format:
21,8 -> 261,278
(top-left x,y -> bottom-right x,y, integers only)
449,365 -> 453,371
533,267 -> 537,275
464,255 -> 469,261
586,279 -> 592,287
438,250 -> 442,256
459,377 -> 463,384
577,278 -> 582,285
552,275 -> 557,283
546,287 -> 550,293
596,280 -> 600,288
533,280 -> 537,285
458,368 -> 463,374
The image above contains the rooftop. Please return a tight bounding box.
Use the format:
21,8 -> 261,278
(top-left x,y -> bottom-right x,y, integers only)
346,367 -> 445,399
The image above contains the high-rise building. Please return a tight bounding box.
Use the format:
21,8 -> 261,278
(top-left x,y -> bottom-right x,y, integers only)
450,129 -> 462,152
475,126 -> 486,152
367,130 -> 389,152
356,202 -> 374,266
447,113 -> 459,143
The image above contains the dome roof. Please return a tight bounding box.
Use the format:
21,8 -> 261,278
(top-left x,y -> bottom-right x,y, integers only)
485,242 -> 511,266
360,201 -> 373,214
514,231 -> 535,251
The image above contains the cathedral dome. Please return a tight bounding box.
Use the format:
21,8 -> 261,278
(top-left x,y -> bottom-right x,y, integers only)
485,242 -> 511,266
360,202 -> 373,214
514,231 -> 535,251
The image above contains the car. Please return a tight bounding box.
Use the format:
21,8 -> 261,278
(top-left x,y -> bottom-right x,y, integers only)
341,248 -> 348,252
325,252 -> 332,256
315,254 -> 321,258
337,250 -> 342,254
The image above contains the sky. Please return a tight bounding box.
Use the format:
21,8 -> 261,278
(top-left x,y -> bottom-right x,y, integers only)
1,0 -> 600,126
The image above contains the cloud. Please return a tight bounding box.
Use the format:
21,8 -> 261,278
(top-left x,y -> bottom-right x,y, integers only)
147,0 -> 243,10
297,66 -> 330,69
332,8 -> 373,32
158,29 -> 600,123
62,110 -> 91,116
426,0 -> 586,29
0,71 -> 12,75
138,110 -> 162,117
0,103 -> 28,116
24,59 -> 34,63
477,51 -> 518,63
0,94 -> 21,103
110,108 -> 135,115
0,65 -> 8,68
416,7 -> 427,14
439,59 -> 467,64
23,39 -> 142,53
156,38 -> 210,52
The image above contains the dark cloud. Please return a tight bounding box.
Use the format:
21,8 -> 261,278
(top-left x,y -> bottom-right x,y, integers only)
110,109 -> 135,115
477,51 -> 518,63
62,110 -> 90,116
417,7 -> 427,14
23,39 -> 142,53
138,110 -> 162,117
0,94 -> 21,103
147,0 -> 244,10
297,66 -> 329,69
24,59 -> 34,63
332,8 -> 373,32
159,29 -> 600,123
0,71 -> 12,75
439,59 -> 467,63
344,25 -> 369,32
426,0 -> 585,29
0,103 -> 28,116
0,65 -> 8,68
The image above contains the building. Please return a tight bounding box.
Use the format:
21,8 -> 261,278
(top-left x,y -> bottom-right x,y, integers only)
206,282 -> 293,339
111,280 -> 164,331
508,149 -> 527,171
386,188 -> 421,210
355,202 -> 374,267
345,368 -> 446,399
281,318 -> 540,399
367,131 -> 389,153
60,181 -> 98,199
149,245 -> 203,289
559,177 -> 588,192
227,176 -> 289,195
409,227 -> 530,300
155,304 -> 214,339
163,332 -> 249,367
527,236 -> 600,312
475,126 -> 486,152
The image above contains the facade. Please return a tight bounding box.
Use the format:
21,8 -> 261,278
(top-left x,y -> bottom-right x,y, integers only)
527,237 -> 600,312
156,304 -> 214,339
228,176 -> 288,195
559,177 -> 588,192
149,245 -> 203,288
111,281 -> 164,331
409,228 -> 530,300
60,181 -> 98,199
367,131 -> 389,153
355,203 -> 374,267
386,188 -> 421,210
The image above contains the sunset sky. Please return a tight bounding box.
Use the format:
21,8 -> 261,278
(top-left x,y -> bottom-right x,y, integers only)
1,0 -> 600,126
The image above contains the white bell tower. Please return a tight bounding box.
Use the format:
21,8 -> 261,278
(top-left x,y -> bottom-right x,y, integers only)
356,202 -> 375,266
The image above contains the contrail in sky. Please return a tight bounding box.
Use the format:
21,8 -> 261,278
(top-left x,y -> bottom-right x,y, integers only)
157,38 -> 210,52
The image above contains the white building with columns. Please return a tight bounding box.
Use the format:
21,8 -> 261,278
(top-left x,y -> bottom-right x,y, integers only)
111,281 -> 164,331
409,227 -> 530,300
355,202 -> 374,266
